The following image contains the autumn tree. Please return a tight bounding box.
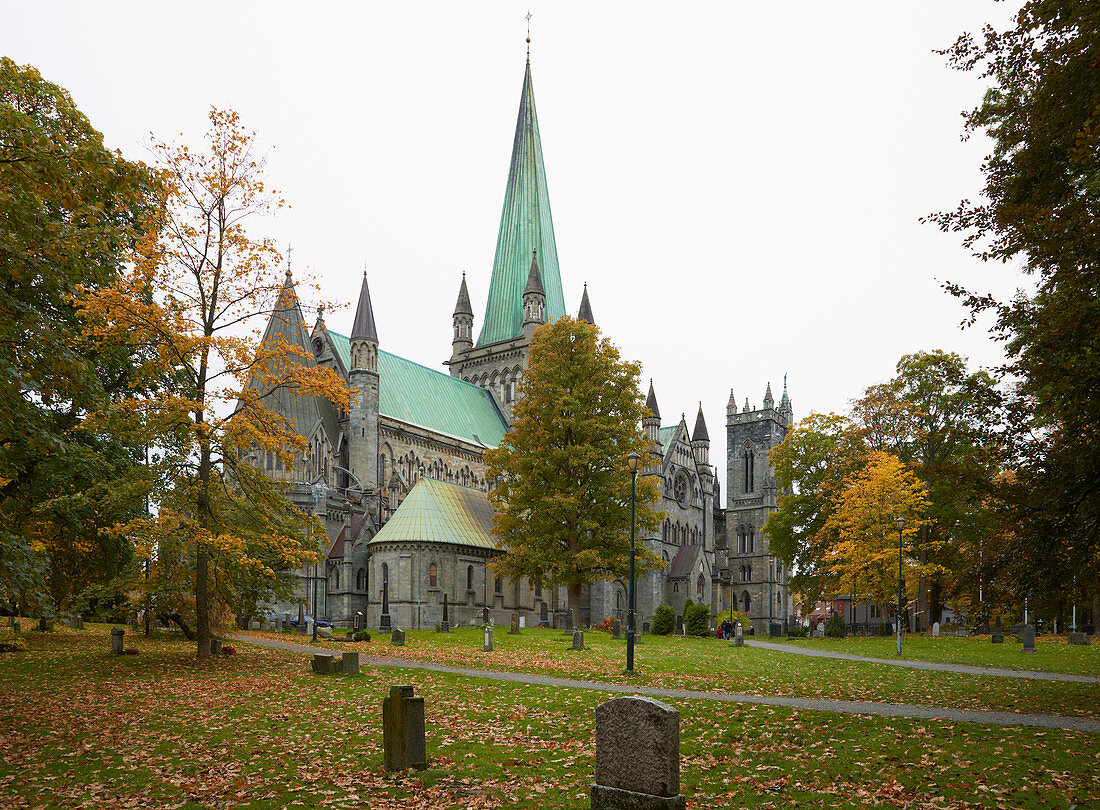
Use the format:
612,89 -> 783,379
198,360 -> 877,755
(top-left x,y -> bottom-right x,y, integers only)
78,109 -> 346,657
930,2 -> 1100,626
484,316 -> 665,616
0,58 -> 159,614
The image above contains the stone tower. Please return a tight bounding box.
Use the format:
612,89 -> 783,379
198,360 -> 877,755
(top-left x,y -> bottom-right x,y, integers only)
521,250 -> 546,340
348,272 -> 380,492
725,379 -> 794,634
451,273 -> 474,360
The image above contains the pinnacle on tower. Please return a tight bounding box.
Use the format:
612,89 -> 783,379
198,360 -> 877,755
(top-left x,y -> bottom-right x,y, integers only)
763,382 -> 774,410
780,374 -> 792,412
578,283 -> 594,324
692,402 -> 709,442
743,397 -> 750,413
726,388 -> 737,414
645,379 -> 661,420
453,272 -> 473,317
351,272 -> 378,341
523,250 -> 545,296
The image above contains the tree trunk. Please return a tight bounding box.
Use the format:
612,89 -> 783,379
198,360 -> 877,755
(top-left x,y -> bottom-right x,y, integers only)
158,609 -> 195,640
929,578 -> 943,625
568,584 -> 582,625
1092,592 -> 1099,636
196,544 -> 211,657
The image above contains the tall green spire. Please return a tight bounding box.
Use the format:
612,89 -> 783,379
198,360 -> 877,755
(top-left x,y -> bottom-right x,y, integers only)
477,58 -> 566,346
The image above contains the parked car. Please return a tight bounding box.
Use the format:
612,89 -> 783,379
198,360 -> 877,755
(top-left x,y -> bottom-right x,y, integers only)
286,615 -> 332,628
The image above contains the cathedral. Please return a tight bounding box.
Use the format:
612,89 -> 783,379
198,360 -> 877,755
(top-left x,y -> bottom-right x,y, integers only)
258,54 -> 794,635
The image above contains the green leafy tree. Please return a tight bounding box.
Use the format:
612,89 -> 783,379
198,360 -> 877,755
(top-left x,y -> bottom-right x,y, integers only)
928,1 -> 1100,624
0,58 -> 159,612
484,316 -> 665,616
652,603 -> 675,635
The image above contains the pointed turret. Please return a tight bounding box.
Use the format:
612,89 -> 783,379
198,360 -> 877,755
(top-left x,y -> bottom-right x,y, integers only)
763,382 -> 774,410
726,389 -> 737,417
349,272 -> 379,491
351,272 -> 378,343
577,283 -> 595,325
522,251 -> 546,339
692,403 -> 710,443
451,273 -> 474,360
643,379 -> 661,446
691,402 -> 711,467
743,397 -> 750,413
477,58 -> 566,346
779,374 -> 793,425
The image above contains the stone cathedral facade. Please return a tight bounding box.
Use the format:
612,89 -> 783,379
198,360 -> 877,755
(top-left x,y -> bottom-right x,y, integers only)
257,55 -> 794,634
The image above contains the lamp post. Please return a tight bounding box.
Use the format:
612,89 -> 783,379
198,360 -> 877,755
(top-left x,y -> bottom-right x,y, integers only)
626,452 -> 640,674
896,516 -> 905,655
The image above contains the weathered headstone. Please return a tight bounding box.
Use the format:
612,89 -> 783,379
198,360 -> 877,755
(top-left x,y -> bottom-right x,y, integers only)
590,696 -> 685,810
992,616 -> 1004,643
931,621 -> 940,637
342,651 -> 360,675
483,625 -> 494,652
675,615 -> 684,635
1069,632 -> 1090,646
210,638 -> 222,656
612,619 -> 622,639
434,621 -> 442,633
508,612 -> 521,635
305,619 -> 314,637
391,628 -> 405,646
734,624 -> 744,647
382,685 -> 427,772
311,653 -> 336,674
815,621 -> 825,638
5,616 -> 13,629
317,625 -> 333,639
38,617 -> 52,632
10,621 -> 19,634
572,630 -> 584,650
442,593 -> 449,631
380,579 -> 392,632
1022,624 -> 1035,653
110,626 -> 125,655
642,621 -> 651,635
565,609 -> 575,632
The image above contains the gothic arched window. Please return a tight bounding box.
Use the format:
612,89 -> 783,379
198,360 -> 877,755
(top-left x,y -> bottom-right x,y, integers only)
743,445 -> 755,493
333,567 -> 340,590
748,528 -> 755,554
466,565 -> 474,590
742,591 -> 751,612
697,574 -> 705,597
429,563 -> 438,588
356,569 -> 365,590
494,576 -> 502,595
381,562 -> 389,585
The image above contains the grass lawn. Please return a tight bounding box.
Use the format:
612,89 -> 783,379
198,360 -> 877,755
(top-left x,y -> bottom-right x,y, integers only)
0,627 -> 1097,809
251,626 -> 1100,719
767,633 -> 1100,676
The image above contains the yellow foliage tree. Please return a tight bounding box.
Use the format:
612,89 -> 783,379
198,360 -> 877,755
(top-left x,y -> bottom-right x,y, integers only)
78,109 -> 346,657
819,451 -> 931,612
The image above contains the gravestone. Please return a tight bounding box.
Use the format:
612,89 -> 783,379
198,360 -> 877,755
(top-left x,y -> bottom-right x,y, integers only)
1068,632 -> 1090,646
311,653 -> 335,674
441,593 -> 449,632
565,609 -> 575,632
435,621 -> 442,633
816,621 -> 825,638
734,624 -> 744,647
391,629 -> 405,646
298,603 -> 305,632
992,616 -> 1004,644
955,629 -> 968,638
612,619 -> 622,640
572,630 -> 584,650
110,626 -> 125,655
210,638 -> 222,656
509,612 -> 521,635
1022,624 -> 1035,653
6,616 -> 13,629
590,696 -> 685,810
342,652 -> 360,676
642,621 -> 651,635
931,622 -> 940,637
483,625 -> 494,652
317,626 -> 333,639
38,617 -> 52,632
306,620 -> 314,637
382,685 -> 427,772
379,579 -> 392,632
353,612 -> 363,632
675,615 -> 684,635
11,621 -> 19,634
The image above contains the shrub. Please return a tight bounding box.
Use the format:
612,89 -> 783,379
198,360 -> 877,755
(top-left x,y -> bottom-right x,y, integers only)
685,602 -> 710,637
786,625 -> 808,638
596,616 -> 616,633
353,630 -> 372,642
221,646 -> 236,655
652,604 -> 675,635
825,613 -> 845,639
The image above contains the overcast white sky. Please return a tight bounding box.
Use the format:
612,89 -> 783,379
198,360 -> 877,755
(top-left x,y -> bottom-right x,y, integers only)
7,2 -> 1026,492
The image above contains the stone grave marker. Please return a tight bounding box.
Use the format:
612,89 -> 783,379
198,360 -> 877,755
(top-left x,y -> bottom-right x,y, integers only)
675,615 -> 684,635
391,628 -> 405,646
815,621 -> 825,638
508,612 -> 521,635
612,619 -> 622,639
991,616 -> 1004,644
341,652 -> 359,675
955,629 -> 968,638
1022,624 -> 1035,653
435,621 -> 442,633
565,609 -> 575,632
311,653 -> 335,674
931,621 -> 940,637
317,626 -> 333,639
734,624 -> 744,647
483,625 -> 494,652
572,630 -> 584,650
590,696 -> 685,810
210,638 -> 222,655
383,685 -> 427,772
1069,632 -> 1090,646
305,619 -> 314,637
441,593 -> 449,633
38,617 -> 52,632
6,616 -> 13,629
379,579 -> 392,632
110,626 -> 125,655
642,621 -> 651,635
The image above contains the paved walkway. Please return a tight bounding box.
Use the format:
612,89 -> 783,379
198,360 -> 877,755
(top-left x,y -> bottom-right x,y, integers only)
744,639 -> 1100,684
229,634 -> 1100,734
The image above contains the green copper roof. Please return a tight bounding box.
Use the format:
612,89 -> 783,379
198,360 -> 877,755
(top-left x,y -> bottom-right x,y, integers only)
477,60 -> 566,346
329,331 -> 506,448
660,425 -> 678,457
369,478 -> 498,550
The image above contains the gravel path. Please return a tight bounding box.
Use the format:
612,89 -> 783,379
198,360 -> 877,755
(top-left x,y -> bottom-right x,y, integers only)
743,639 -> 1100,683
229,634 -> 1100,734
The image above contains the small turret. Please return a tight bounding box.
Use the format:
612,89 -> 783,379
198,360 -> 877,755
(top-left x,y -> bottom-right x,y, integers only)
349,272 -> 380,491
743,397 -> 750,413
763,382 -> 774,410
350,271 -> 378,371
644,379 -> 661,446
691,402 -> 710,466
578,283 -> 595,325
451,273 -> 474,358
726,388 -> 737,418
779,374 -> 793,425
522,251 -> 546,339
